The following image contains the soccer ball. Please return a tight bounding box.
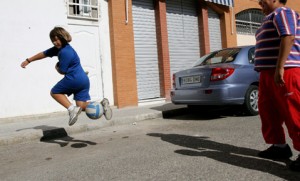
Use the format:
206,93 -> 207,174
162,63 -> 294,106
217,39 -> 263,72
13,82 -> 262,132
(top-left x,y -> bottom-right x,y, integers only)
85,101 -> 104,120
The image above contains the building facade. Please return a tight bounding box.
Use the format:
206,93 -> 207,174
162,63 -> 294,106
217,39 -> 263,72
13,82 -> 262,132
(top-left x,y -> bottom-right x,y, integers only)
109,0 -> 235,108
1,0 -> 300,118
108,0 -> 300,109
0,0 -> 113,118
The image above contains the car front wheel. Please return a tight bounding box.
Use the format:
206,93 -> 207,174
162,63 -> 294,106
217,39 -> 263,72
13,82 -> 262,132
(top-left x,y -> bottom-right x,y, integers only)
243,85 -> 259,116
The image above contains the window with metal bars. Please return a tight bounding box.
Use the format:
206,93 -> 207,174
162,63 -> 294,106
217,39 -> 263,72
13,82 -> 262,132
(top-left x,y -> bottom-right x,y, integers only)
67,0 -> 98,20
235,9 -> 264,35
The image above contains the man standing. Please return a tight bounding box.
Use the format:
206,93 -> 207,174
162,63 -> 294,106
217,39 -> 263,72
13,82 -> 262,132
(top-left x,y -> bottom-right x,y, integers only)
255,0 -> 300,171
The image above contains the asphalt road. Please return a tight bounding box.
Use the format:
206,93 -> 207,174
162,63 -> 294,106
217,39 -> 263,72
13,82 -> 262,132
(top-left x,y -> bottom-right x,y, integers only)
0,108 -> 299,181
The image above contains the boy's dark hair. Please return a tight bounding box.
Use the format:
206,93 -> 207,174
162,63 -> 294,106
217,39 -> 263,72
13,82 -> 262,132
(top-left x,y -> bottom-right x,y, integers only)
279,0 -> 287,5
49,27 -> 72,46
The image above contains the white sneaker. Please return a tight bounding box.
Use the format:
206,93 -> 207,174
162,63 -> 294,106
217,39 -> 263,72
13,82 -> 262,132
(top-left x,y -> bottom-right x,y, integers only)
101,98 -> 112,120
69,106 -> 82,126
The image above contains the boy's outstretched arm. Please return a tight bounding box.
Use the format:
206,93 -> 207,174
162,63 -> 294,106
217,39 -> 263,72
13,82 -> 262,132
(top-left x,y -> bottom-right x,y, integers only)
21,52 -> 46,68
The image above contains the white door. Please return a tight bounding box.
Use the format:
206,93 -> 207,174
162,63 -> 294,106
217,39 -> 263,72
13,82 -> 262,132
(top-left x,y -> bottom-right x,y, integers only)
67,25 -> 103,101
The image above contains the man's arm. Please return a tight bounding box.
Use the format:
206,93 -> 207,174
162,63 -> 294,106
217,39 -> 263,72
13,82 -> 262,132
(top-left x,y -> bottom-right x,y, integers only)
274,35 -> 295,86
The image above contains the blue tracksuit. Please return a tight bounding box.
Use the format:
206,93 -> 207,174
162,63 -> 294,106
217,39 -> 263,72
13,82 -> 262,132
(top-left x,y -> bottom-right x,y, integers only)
44,44 -> 90,101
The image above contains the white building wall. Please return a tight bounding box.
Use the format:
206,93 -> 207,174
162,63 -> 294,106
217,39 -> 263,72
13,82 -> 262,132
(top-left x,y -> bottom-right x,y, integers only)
98,0 -> 114,105
237,34 -> 256,46
0,0 -> 112,118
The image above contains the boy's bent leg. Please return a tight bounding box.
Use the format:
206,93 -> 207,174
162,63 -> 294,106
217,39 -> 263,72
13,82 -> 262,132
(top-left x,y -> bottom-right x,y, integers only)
50,92 -> 72,109
76,101 -> 89,111
101,98 -> 112,120
68,106 -> 82,126
51,92 -> 81,126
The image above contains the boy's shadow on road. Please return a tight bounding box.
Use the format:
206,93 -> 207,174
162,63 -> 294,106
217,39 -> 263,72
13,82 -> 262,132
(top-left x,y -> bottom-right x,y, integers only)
17,125 -> 97,148
147,133 -> 300,181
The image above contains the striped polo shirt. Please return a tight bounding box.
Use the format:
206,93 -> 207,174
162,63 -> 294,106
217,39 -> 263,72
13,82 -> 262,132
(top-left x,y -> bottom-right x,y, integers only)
254,7 -> 300,70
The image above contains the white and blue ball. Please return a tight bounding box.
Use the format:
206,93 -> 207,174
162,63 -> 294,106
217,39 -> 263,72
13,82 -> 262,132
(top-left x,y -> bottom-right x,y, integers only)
85,101 -> 104,120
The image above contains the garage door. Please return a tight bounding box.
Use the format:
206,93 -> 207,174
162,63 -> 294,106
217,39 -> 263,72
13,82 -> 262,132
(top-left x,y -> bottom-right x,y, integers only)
208,7 -> 222,52
166,0 -> 201,76
132,0 -> 161,100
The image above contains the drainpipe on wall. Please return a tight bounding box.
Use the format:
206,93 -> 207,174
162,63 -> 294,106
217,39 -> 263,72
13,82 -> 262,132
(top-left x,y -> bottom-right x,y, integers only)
125,0 -> 128,24
231,6 -> 234,35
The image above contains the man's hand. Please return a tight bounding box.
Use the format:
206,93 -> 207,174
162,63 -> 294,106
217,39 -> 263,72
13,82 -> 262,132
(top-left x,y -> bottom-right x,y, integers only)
274,67 -> 285,86
275,35 -> 295,87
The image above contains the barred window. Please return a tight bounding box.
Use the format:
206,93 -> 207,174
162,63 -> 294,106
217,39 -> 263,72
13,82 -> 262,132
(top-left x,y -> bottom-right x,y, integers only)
235,9 -> 264,35
68,0 -> 99,20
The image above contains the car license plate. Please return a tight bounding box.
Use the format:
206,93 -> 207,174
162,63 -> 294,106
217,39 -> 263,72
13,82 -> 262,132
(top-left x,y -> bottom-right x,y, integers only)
182,75 -> 201,84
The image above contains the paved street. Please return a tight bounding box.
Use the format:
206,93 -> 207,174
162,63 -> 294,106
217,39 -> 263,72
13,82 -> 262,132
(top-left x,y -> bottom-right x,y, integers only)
0,108 -> 299,181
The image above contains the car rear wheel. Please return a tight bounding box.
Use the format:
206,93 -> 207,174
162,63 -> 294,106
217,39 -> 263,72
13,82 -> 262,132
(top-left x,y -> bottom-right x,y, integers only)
243,85 -> 259,116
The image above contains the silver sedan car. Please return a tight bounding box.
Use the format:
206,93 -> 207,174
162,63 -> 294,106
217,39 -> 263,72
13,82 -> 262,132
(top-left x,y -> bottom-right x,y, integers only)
171,46 -> 259,116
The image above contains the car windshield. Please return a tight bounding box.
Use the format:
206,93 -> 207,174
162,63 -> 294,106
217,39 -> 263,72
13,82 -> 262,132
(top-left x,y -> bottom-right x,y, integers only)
193,48 -> 241,67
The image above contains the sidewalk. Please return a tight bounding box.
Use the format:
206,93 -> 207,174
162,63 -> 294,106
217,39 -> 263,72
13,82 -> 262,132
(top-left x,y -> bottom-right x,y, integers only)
0,102 -> 187,146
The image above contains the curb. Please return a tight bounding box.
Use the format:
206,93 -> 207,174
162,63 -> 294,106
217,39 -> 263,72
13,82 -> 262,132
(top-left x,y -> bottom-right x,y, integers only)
0,112 -> 163,146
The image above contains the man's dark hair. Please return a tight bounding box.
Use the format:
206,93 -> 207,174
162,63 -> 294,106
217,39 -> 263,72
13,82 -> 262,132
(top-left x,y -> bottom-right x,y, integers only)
279,0 -> 287,5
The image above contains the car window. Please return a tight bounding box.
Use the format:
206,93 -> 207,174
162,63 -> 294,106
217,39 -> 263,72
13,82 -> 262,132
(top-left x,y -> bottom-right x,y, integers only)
248,47 -> 255,64
195,48 -> 241,66
192,52 -> 214,67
